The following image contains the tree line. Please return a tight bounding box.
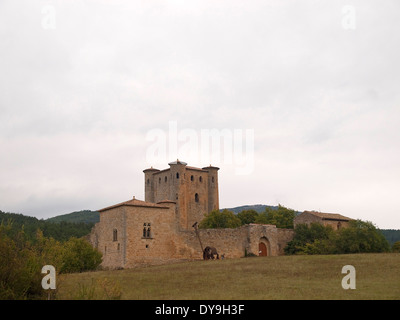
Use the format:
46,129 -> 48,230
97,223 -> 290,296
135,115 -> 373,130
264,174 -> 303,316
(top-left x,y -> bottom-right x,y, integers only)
199,205 -> 296,229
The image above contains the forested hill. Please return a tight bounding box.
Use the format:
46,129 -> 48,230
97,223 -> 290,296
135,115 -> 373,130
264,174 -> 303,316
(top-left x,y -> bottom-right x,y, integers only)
223,204 -> 302,215
0,210 -> 94,242
46,210 -> 99,224
379,229 -> 400,246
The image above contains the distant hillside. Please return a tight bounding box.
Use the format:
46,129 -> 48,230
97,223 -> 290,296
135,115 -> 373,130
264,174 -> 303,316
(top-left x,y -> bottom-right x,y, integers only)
0,210 -> 94,242
46,210 -> 99,224
222,204 -> 301,215
379,229 -> 400,246
223,204 -> 275,214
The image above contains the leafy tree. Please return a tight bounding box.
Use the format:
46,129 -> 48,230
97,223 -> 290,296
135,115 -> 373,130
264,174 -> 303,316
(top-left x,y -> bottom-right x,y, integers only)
284,223 -> 334,255
237,209 -> 258,225
0,220 -> 102,300
0,222 -> 46,299
60,237 -> 102,273
285,219 -> 390,255
199,209 -> 242,229
392,241 -> 400,253
334,220 -> 390,254
254,204 -> 296,229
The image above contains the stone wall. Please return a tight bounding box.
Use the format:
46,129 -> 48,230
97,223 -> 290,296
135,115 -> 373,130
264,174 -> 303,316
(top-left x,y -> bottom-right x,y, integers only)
90,199 -> 295,269
123,204 -> 177,268
90,206 -> 126,268
181,225 -> 250,259
180,224 -> 295,260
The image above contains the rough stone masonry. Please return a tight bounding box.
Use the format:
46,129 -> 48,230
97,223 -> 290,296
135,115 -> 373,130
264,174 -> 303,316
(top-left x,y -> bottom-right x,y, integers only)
89,160 -> 294,269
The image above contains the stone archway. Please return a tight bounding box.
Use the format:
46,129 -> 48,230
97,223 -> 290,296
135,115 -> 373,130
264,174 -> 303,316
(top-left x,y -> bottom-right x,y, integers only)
258,237 -> 270,256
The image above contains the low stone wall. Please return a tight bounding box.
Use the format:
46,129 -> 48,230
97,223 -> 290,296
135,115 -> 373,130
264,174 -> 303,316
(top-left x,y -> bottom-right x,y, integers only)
180,225 -> 250,259
179,224 -> 295,259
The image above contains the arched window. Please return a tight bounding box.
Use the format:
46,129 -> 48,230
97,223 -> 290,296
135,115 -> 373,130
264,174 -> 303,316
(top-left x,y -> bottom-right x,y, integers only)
113,229 -> 118,241
195,193 -> 199,202
212,177 -> 214,183
159,177 -> 161,183
143,226 -> 147,237
176,173 -> 179,179
165,176 -> 167,183
199,176 -> 203,182
146,227 -> 151,238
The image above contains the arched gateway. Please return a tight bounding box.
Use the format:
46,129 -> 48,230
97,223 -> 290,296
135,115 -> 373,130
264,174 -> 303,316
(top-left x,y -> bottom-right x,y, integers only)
258,237 -> 270,256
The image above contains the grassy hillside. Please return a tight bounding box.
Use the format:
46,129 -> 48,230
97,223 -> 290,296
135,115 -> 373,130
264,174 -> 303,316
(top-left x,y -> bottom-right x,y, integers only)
57,253 -> 400,300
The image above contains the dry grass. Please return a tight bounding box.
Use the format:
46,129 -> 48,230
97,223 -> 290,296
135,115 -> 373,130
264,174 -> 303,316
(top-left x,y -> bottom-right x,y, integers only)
56,253 -> 400,300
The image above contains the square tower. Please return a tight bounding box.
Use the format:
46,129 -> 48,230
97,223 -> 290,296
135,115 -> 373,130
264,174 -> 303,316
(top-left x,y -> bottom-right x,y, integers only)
143,160 -> 219,230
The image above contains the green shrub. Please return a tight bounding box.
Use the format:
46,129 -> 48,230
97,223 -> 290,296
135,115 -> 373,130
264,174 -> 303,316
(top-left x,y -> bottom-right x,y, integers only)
199,209 -> 242,229
60,238 -> 102,273
285,220 -> 390,255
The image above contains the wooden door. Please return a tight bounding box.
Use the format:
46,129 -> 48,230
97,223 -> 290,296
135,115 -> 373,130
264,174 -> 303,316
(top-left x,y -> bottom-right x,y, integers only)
259,242 -> 267,256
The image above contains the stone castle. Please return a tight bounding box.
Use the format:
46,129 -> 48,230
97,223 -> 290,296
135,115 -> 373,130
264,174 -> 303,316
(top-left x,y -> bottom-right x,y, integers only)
89,160 -> 349,269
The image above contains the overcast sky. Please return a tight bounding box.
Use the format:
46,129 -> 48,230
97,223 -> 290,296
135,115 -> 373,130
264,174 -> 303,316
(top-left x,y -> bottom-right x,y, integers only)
1,0 -> 399,229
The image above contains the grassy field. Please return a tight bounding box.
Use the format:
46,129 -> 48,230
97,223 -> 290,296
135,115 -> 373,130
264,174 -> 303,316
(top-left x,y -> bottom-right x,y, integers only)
56,253 -> 400,300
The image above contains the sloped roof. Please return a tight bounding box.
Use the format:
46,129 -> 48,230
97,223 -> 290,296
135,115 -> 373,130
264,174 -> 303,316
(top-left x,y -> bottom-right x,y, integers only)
99,197 -> 171,212
303,211 -> 352,221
